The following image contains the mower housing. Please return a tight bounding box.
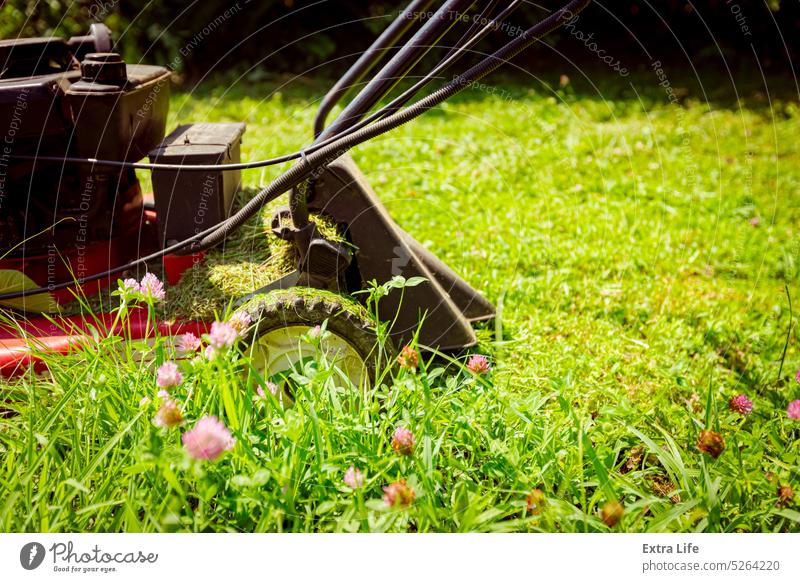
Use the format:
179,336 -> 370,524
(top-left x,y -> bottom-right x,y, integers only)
0,37 -> 171,257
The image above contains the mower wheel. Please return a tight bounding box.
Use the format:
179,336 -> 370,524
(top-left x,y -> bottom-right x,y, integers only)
237,290 -> 391,401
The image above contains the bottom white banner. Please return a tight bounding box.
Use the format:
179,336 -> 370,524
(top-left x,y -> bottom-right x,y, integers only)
1,533 -> 798,581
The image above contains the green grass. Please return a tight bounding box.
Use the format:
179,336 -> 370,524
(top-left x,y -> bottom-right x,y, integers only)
1,68 -> 800,532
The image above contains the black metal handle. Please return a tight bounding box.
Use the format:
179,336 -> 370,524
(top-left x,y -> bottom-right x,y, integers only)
318,0 -> 479,141
313,0 -> 436,139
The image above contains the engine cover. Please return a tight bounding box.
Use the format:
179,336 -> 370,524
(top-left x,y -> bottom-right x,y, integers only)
0,29 -> 170,258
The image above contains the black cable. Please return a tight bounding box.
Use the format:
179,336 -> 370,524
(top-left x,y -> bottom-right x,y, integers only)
15,153 -> 298,172
0,219 -> 229,303
0,0 -> 591,303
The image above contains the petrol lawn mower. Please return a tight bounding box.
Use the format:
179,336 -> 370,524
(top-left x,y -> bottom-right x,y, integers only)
0,0 -> 592,387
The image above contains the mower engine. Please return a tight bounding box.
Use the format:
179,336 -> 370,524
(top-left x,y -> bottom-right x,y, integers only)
0,24 -> 242,303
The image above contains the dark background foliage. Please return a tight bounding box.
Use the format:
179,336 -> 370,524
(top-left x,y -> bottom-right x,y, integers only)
1,1 -> 797,81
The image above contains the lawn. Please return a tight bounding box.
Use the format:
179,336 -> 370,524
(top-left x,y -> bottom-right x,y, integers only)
1,67 -> 799,532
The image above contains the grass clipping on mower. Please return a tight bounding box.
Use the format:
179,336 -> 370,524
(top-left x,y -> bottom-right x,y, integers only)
58,190 -> 348,320
168,191 -> 348,320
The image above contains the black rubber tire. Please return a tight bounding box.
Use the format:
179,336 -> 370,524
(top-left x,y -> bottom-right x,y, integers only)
237,289 -> 393,386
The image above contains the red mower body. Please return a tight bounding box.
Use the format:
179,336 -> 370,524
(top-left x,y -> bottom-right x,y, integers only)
0,309 -> 210,378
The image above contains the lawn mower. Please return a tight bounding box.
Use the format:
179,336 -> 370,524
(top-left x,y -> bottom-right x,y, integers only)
0,0 -> 592,386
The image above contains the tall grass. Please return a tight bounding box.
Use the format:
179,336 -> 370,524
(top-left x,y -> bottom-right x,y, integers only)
0,274 -> 798,532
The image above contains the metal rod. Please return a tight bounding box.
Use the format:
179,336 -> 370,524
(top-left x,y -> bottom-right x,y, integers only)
297,0 -> 517,229
313,0 -> 435,138
442,0 -> 499,61
318,0 -> 479,140
354,0 -> 522,124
